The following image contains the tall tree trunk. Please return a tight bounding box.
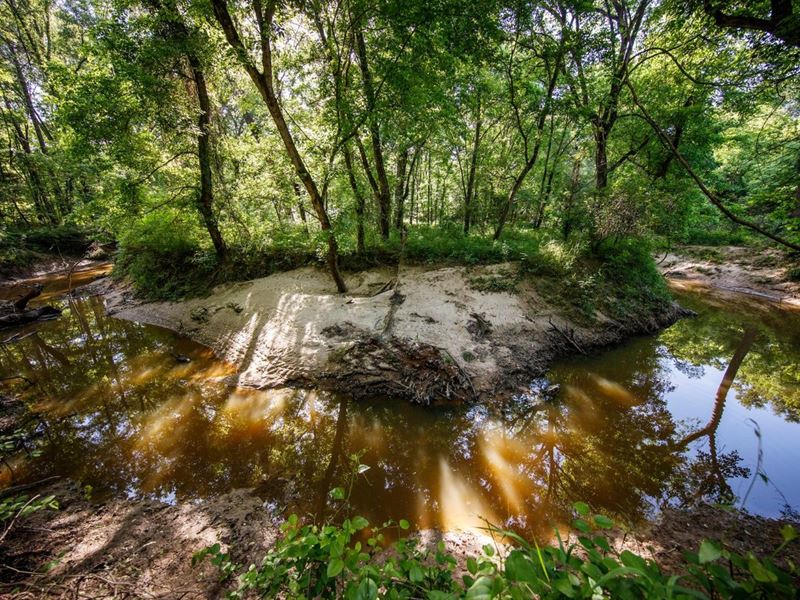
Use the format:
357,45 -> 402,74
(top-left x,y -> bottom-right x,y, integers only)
2,93 -> 56,223
343,143 -> 366,255
593,124 -> 609,190
464,93 -> 482,235
211,0 -> 346,292
189,56 -> 227,260
394,148 -> 408,230
354,26 -> 391,239
293,182 -> 309,235
8,44 -> 48,154
494,57 -> 560,240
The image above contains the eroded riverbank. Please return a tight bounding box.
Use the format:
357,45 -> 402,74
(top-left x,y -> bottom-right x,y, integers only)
1,257 -> 799,597
100,262 -> 685,402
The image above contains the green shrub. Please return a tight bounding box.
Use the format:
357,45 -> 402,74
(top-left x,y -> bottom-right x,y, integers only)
196,501 -> 799,600
596,237 -> 672,312
0,224 -> 92,271
115,210 -> 217,300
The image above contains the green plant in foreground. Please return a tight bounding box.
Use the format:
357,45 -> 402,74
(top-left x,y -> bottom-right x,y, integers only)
195,496 -> 798,600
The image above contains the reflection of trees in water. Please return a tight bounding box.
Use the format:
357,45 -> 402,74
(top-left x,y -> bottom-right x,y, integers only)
662,293 -> 800,422
666,328 -> 757,506
0,291 -> 791,533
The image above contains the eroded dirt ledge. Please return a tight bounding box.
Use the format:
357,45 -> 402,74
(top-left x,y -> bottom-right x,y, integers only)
103,262 -> 687,403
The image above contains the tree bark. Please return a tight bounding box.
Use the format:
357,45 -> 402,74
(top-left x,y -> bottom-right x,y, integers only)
354,26 -> 391,239
464,92 -> 482,235
394,148 -> 408,230
7,42 -> 48,154
211,0 -> 346,292
343,143 -> 366,255
188,56 -> 227,259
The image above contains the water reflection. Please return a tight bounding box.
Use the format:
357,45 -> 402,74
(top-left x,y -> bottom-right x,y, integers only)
0,279 -> 798,536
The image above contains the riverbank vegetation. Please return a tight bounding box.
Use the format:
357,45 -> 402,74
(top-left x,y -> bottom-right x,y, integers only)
0,0 -> 798,298
196,505 -> 799,599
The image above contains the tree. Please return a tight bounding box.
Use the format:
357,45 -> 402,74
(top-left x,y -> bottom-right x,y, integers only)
208,0 -> 346,292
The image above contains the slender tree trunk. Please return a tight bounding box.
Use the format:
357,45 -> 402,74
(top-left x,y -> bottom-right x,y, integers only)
593,124 -> 609,190
354,26 -> 391,239
464,93 -> 482,235
343,143 -> 365,255
494,61 -> 560,240
189,56 -> 227,259
8,45 -> 48,154
2,94 -> 55,223
394,148 -> 408,230
293,182 -> 309,235
211,0 -> 346,292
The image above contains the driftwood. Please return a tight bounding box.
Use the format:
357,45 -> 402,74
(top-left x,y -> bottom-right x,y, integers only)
0,476 -> 61,500
13,284 -> 43,310
0,285 -> 62,329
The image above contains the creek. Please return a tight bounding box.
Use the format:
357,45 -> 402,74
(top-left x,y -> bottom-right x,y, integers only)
1,266 -> 798,539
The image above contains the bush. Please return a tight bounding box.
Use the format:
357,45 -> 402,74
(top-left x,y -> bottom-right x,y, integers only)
196,501 -> 799,600
115,210 -> 217,300
596,237 -> 672,312
0,224 -> 92,271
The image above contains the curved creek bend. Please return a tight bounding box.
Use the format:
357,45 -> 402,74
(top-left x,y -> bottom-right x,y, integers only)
1,267 -> 799,540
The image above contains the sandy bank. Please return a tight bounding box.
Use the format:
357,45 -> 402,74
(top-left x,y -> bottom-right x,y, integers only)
106,262 -> 685,403
659,245 -> 800,310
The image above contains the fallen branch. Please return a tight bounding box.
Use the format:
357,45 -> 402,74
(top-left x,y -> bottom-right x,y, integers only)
548,317 -> 586,355
12,285 -> 43,311
0,476 -> 61,500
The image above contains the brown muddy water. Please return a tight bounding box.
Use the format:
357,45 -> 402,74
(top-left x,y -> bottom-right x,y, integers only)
1,268 -> 799,539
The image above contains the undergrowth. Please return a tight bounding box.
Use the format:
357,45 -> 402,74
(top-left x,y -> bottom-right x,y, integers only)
0,224 -> 93,272
116,218 -> 674,319
196,456 -> 799,600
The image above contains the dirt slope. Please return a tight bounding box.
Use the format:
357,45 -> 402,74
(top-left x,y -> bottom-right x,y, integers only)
108,263 -> 684,403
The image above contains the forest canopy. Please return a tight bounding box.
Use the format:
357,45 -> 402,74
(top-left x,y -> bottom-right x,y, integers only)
0,0 -> 798,292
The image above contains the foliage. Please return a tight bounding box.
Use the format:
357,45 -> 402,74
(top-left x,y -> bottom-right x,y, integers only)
0,494 -> 58,526
0,224 -> 92,271
196,500 -> 799,600
1,0 -> 799,291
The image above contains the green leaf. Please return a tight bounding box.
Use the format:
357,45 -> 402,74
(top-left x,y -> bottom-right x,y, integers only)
467,556 -> 478,575
620,550 -> 648,571
352,516 -> 369,531
409,564 -> 424,583
698,540 -> 722,564
505,550 -> 538,585
554,576 -> 576,597
465,576 -> 494,600
781,525 -> 797,543
357,464 -> 371,474
399,519 -> 410,530
327,558 -> 344,578
593,515 -> 613,529
572,518 -> 591,533
747,557 -> 778,583
356,577 -> 378,600
573,502 -> 590,516
330,487 -> 346,501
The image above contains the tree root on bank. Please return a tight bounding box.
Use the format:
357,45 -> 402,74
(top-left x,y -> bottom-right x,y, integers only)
321,336 -> 476,405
